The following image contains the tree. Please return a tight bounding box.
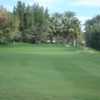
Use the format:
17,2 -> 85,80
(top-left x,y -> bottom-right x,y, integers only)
0,7 -> 15,44
0,1 -> 81,45
48,13 -> 63,43
47,11 -> 81,45
30,4 -> 49,43
13,2 -> 50,43
85,15 -> 100,50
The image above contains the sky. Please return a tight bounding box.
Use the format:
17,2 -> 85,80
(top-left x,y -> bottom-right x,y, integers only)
0,0 -> 100,25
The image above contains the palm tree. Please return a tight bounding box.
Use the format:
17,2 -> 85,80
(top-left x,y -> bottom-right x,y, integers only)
62,11 -> 81,46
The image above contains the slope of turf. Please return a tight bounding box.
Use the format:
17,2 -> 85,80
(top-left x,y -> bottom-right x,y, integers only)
0,44 -> 100,100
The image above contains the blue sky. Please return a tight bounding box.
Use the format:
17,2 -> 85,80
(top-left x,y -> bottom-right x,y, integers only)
0,0 -> 100,24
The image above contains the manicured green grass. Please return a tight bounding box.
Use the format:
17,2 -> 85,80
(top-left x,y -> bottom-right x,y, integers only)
0,44 -> 100,100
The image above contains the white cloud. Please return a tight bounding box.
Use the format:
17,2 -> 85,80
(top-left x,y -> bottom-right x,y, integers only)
77,16 -> 92,31
73,0 -> 100,6
34,0 -> 57,8
77,16 -> 92,24
18,0 -> 34,5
